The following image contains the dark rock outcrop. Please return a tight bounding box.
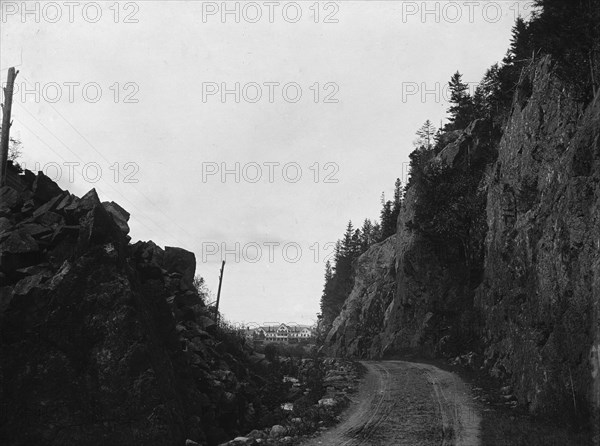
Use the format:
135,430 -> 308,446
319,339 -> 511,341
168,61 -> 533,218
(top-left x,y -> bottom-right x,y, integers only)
323,56 -> 600,431
0,172 -> 279,445
475,57 -> 600,420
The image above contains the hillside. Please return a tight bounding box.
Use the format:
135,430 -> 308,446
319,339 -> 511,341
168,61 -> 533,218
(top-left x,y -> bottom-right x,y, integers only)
0,172 -> 290,445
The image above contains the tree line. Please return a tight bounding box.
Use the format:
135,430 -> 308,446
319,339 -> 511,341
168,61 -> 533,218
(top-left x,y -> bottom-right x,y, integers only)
317,178 -> 403,334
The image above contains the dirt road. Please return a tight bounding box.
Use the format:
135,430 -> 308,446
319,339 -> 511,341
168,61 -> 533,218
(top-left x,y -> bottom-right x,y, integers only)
301,360 -> 481,446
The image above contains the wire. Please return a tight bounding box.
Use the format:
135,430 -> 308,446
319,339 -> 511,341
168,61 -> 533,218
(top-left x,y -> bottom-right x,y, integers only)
15,118 -> 175,243
19,75 -> 201,246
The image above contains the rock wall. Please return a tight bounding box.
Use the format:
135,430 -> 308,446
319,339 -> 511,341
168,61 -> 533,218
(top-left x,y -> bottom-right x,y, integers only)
326,119 -> 487,359
475,56 -> 600,422
0,173 -> 276,445
326,186 -> 476,359
324,56 -> 600,428
324,235 -> 397,358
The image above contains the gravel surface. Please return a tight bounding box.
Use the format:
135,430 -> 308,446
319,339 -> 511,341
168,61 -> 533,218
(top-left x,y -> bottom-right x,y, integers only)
300,360 -> 481,446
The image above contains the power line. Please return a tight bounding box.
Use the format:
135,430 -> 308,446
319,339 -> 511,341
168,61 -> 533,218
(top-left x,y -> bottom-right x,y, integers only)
15,118 -> 177,243
19,75 -> 201,246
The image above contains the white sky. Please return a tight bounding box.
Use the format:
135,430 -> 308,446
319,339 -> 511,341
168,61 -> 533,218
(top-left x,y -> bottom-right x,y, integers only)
1,1 -> 532,326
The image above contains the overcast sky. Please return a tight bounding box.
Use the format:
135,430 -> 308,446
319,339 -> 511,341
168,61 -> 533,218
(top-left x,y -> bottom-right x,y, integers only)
1,1 -> 532,326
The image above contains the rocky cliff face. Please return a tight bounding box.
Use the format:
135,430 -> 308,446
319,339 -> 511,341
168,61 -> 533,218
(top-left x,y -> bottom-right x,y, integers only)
324,235 -> 397,358
0,172 -> 277,445
475,57 -> 600,421
326,119 -> 488,360
324,56 -> 600,427
325,182 -> 477,360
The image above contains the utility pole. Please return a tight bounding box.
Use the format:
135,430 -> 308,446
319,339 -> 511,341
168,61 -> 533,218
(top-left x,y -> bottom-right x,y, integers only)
214,260 -> 225,324
0,67 -> 18,187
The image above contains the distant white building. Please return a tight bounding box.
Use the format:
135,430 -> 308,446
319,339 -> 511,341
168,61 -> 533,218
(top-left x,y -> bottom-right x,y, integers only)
246,323 -> 314,343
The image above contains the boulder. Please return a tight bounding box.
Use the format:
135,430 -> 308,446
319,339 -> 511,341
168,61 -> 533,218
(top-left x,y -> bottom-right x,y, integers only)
132,241 -> 165,280
43,260 -> 71,291
0,217 -> 13,234
270,424 -> 286,437
102,201 -> 130,235
77,204 -> 123,253
0,229 -> 40,268
62,195 -> 80,214
15,264 -> 53,281
323,374 -> 345,384
66,188 -> 100,217
20,199 -> 35,215
0,186 -> 21,212
35,211 -> 64,227
318,398 -> 336,407
229,437 -> 257,445
32,192 -> 66,219
55,193 -> 74,213
51,224 -> 79,242
13,273 -> 45,296
164,246 -> 196,291
247,429 -> 266,439
32,172 -> 63,202
21,223 -> 53,239
198,316 -> 217,332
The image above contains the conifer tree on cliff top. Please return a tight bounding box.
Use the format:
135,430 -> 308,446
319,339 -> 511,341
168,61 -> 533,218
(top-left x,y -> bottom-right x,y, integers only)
415,120 -> 436,150
445,72 -> 474,131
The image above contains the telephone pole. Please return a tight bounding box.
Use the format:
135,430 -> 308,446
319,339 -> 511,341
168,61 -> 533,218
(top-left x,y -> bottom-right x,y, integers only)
0,67 -> 18,187
214,260 -> 225,324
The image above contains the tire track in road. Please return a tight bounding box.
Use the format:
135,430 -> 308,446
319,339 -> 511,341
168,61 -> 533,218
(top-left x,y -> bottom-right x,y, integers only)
300,360 -> 481,446
336,363 -> 391,446
343,363 -> 399,446
417,363 -> 481,446
357,364 -> 396,445
426,370 -> 453,445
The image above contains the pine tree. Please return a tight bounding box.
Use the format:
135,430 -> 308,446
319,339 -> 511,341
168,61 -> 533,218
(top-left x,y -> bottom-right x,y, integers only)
341,221 -> 354,257
319,260 -> 334,326
393,178 -> 402,209
506,17 -> 531,63
337,222 -> 355,288
360,219 -> 374,252
406,141 -> 435,191
390,178 -> 402,231
351,229 -> 362,259
473,64 -> 500,118
319,221 -> 358,327
324,259 -> 333,283
372,222 -> 382,243
415,120 -> 436,149
448,71 -> 469,103
333,240 -> 342,267
446,71 -> 474,130
379,200 -> 395,241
